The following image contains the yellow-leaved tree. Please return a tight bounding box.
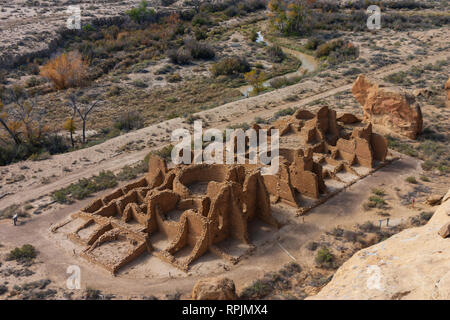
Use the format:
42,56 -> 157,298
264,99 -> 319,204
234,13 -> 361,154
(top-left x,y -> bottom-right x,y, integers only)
40,51 -> 89,90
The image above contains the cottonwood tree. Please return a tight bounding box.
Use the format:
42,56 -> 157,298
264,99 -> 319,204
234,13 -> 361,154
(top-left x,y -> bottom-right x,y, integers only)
0,86 -> 47,146
0,100 -> 21,145
63,117 -> 77,148
67,93 -> 100,144
268,0 -> 315,34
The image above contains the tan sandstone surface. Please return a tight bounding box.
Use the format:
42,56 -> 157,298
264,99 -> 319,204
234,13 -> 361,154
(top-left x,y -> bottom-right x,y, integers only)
309,189 -> 450,300
352,75 -> 423,140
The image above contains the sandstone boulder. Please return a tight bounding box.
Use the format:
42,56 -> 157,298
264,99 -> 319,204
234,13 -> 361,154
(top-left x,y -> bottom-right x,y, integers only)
308,189 -> 450,300
192,277 -> 237,300
352,75 -> 423,139
438,222 -> 450,239
426,194 -> 443,206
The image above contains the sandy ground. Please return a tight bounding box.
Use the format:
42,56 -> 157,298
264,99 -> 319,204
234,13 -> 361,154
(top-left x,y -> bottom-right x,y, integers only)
0,1 -> 448,300
0,151 -> 447,299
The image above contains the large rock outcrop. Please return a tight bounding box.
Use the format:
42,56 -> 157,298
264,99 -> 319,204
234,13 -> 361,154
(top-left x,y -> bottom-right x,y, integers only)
309,189 -> 450,300
192,277 -> 237,300
352,75 -> 423,139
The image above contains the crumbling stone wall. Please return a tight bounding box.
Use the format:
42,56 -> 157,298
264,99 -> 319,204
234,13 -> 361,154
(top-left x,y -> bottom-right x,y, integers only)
52,106 -> 389,274
53,161 -> 278,274
252,106 -> 388,206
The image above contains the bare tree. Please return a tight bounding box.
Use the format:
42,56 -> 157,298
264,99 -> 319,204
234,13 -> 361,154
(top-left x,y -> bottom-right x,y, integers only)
67,93 -> 100,144
0,86 -> 47,145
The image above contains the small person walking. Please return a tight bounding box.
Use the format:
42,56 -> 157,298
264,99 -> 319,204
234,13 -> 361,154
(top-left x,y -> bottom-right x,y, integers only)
12,213 -> 18,226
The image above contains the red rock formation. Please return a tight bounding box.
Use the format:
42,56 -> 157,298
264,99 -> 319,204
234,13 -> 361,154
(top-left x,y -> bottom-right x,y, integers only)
352,75 -> 423,139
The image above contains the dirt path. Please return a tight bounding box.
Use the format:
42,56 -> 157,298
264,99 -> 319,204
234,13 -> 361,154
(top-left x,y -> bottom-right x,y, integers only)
0,153 -> 441,298
1,51 -> 448,211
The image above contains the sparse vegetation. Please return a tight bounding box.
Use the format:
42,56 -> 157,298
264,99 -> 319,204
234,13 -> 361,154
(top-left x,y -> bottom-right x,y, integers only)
6,244 -> 37,263
210,56 -> 251,76
315,246 -> 334,268
406,176 -> 418,184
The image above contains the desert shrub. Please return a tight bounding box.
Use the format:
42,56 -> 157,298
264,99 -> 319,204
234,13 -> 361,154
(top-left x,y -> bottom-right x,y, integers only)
29,151 -> 51,161
6,244 -> 36,262
52,171 -> 118,203
210,56 -> 251,76
249,29 -> 258,42
166,73 -> 182,82
359,221 -> 379,233
168,48 -> 192,65
184,38 -> 215,60
40,51 -> 88,89
367,195 -> 387,208
343,230 -> 357,242
192,13 -> 212,26
84,287 -> 102,300
315,247 -> 334,268
272,107 -> 296,120
315,40 -> 359,64
330,227 -> 344,237
153,145 -> 174,161
116,162 -> 147,181
306,241 -> 318,251
224,5 -> 240,17
132,79 -> 148,88
384,71 -> 411,85
386,135 -> 418,157
420,211 -> 433,221
266,45 -> 286,63
270,75 -> 302,89
0,204 -> 28,220
305,37 -> 323,50
126,0 -> 156,24
114,111 -> 144,132
371,188 -> 385,197
406,176 -> 418,184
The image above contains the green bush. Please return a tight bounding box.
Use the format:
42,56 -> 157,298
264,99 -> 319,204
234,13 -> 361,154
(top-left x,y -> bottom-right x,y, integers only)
126,0 -> 156,24
7,244 -> 36,262
153,145 -> 174,161
210,56 -> 251,76
52,171 -> 118,203
315,247 -> 334,267
315,40 -> 359,64
266,45 -> 286,63
406,176 -> 418,184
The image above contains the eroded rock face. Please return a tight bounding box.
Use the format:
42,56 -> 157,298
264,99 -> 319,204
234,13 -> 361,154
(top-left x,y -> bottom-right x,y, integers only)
352,75 -> 423,139
192,277 -> 237,300
308,189 -> 450,300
